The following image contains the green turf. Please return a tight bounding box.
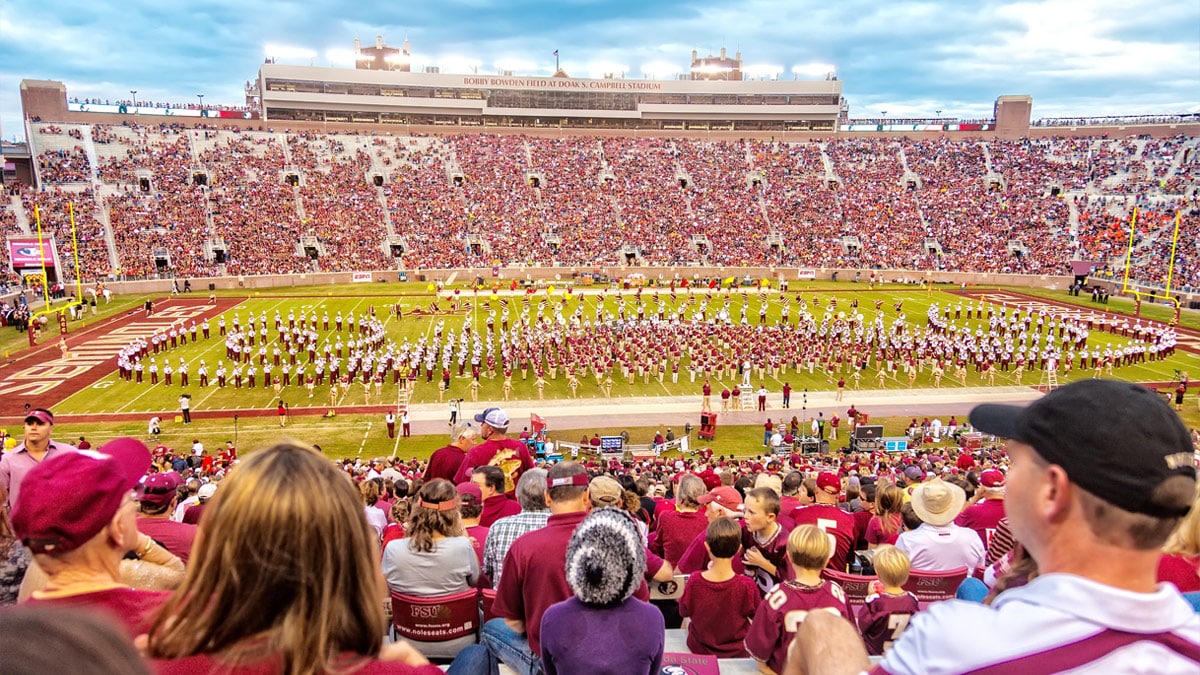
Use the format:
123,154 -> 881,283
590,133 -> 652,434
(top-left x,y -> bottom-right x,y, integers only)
46,283 -> 1195,418
8,280 -> 1197,462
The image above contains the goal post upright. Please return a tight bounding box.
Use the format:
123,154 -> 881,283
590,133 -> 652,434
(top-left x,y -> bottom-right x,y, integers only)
1118,207 -> 1181,320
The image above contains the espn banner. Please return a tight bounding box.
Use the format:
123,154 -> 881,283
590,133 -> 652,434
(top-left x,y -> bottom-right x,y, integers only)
8,238 -> 59,269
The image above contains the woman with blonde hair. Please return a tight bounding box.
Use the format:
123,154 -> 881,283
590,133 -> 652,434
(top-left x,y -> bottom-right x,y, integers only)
1158,484 -> 1200,593
145,441 -> 440,674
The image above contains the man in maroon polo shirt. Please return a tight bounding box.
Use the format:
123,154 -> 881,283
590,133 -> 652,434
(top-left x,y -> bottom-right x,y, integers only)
481,460 -> 648,674
472,465 -> 521,527
452,407 -> 534,493
424,421 -> 479,483
136,471 -> 197,564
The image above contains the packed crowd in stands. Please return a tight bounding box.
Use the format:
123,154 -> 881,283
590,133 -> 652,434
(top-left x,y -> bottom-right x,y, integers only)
0,379 -> 1197,673
1031,113 -> 1200,127
35,147 -> 92,184
14,184 -> 112,281
7,123 -> 1199,287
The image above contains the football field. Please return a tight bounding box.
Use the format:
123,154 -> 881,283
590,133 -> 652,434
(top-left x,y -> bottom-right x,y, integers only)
1,279 -> 1196,460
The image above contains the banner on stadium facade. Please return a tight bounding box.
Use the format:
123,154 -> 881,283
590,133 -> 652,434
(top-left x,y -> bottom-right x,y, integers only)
795,269 -> 816,280
67,102 -> 256,119
841,123 -> 995,132
8,238 -> 59,269
351,272 -> 372,283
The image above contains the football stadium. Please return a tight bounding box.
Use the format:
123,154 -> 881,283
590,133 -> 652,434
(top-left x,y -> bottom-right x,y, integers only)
1,26 -> 1199,675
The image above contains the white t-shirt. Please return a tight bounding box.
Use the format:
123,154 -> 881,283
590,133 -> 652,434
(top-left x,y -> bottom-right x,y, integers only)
895,523 -> 985,572
877,574 -> 1200,674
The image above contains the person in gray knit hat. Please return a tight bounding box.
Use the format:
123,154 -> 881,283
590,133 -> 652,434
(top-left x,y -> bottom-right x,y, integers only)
539,508 -> 664,674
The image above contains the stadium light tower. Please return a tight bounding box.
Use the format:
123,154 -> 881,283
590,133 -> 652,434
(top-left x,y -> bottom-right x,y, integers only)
197,93 -> 205,109
936,109 -> 942,118
130,90 -> 137,106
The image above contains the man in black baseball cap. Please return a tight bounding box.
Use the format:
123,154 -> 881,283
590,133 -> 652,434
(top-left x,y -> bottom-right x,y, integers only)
786,379 -> 1199,674
970,378 -> 1195,520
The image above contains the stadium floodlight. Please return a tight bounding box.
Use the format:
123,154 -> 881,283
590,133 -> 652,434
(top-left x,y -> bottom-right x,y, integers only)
640,61 -> 679,79
385,52 -> 411,65
264,44 -> 318,61
791,62 -> 836,78
692,63 -> 733,74
743,64 -> 783,80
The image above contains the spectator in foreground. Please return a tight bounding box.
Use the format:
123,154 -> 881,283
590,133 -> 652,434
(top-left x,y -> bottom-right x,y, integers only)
453,407 -> 534,491
482,468 -> 549,588
788,379 -> 1200,675
0,605 -> 150,675
146,441 -> 441,674
1157,483 -> 1200,594
12,438 -> 170,637
540,508 -> 664,675
0,484 -> 30,605
424,421 -> 479,483
650,473 -> 709,566
895,478 -> 985,572
136,471 -> 197,564
0,408 -> 76,508
456,481 -> 488,568
383,478 -> 479,596
679,516 -> 759,657
856,545 -> 919,656
744,524 -> 852,674
472,465 -> 520,527
483,461 -> 649,674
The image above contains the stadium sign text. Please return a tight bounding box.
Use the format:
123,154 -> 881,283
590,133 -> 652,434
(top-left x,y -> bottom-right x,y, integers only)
462,77 -> 664,91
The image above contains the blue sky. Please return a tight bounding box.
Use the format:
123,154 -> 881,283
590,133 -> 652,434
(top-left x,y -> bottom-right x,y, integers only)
1,0 -> 1197,141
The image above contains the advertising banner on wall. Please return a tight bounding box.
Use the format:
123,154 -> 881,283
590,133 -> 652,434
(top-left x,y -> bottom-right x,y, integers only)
8,238 -> 59,269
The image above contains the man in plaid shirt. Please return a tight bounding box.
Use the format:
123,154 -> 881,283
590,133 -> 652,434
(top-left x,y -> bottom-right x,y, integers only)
482,468 -> 549,587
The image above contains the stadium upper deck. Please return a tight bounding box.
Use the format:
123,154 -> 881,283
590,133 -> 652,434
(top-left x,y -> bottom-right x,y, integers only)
253,63 -> 844,131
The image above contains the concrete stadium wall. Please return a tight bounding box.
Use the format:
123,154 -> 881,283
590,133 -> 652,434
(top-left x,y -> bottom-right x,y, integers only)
98,267 -> 1082,294
32,110 -> 1200,143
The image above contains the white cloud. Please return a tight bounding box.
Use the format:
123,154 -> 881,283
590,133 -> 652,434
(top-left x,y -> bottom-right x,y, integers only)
0,0 -> 1196,137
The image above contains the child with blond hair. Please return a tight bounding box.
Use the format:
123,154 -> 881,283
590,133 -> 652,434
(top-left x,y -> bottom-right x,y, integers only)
744,524 -> 852,674
857,545 -> 920,655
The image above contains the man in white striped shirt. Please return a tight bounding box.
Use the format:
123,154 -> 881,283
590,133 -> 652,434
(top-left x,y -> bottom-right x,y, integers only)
787,379 -> 1200,675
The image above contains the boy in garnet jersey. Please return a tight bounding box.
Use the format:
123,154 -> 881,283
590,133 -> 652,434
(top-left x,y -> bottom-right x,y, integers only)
679,517 -> 760,657
741,487 -> 793,594
856,545 -> 920,656
744,524 -> 852,674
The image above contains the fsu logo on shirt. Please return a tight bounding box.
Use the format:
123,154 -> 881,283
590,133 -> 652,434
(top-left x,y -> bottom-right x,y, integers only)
490,447 -> 521,493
